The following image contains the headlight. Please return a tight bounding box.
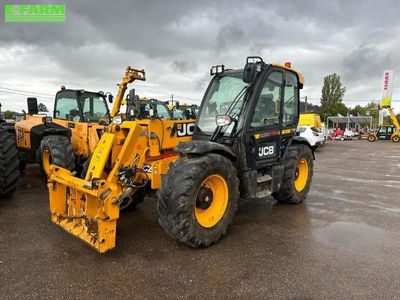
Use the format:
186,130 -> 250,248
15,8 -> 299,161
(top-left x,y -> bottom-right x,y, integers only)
112,115 -> 122,124
210,64 -> 225,76
215,115 -> 232,126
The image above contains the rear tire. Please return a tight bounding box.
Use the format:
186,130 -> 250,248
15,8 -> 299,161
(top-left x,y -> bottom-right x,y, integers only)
40,135 -> 75,175
157,154 -> 239,247
0,128 -> 20,199
272,143 -> 313,204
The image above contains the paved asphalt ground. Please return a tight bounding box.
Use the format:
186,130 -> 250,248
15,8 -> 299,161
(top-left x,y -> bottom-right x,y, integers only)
1,140 -> 400,299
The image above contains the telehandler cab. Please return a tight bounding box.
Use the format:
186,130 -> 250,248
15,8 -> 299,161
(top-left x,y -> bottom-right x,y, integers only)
47,57 -> 313,252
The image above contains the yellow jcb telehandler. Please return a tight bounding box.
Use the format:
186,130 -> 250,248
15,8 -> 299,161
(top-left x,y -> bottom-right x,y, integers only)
368,106 -> 400,142
47,57 -> 314,253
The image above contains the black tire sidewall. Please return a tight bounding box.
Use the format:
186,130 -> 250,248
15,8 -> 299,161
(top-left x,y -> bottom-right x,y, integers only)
272,143 -> 313,204
186,158 -> 238,242
157,153 -> 239,247
40,135 -> 75,173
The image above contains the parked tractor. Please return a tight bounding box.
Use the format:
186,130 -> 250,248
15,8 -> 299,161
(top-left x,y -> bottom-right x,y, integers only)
46,57 -> 314,253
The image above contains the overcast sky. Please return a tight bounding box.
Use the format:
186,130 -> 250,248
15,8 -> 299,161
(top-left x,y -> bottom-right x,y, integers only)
1,0 -> 400,113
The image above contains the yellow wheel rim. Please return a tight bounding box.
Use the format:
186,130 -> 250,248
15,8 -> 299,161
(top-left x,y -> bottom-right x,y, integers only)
42,149 -> 51,175
294,158 -> 308,192
368,136 -> 375,142
195,174 -> 228,228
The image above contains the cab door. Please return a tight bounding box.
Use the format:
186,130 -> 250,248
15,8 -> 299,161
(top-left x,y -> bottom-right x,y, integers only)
243,69 -> 300,170
386,126 -> 393,140
243,70 -> 284,170
53,91 -> 88,156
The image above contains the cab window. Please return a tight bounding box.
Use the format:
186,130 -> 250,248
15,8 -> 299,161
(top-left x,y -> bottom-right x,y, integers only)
283,72 -> 299,125
139,102 -> 171,119
55,92 -> 80,122
156,104 -> 171,119
173,107 -> 196,120
251,71 -> 282,127
80,94 -> 109,123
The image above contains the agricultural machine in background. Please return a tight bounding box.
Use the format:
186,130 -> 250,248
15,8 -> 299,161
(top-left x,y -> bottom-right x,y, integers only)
0,67 -> 145,199
368,106 -> 400,142
46,57 -> 314,253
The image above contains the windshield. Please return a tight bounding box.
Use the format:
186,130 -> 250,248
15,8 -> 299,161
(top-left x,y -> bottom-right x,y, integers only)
139,101 -> 172,119
198,70 -> 247,133
173,106 -> 196,120
80,93 -> 110,124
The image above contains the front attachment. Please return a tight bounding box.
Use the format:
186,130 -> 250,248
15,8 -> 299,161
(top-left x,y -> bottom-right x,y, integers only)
48,166 -> 120,253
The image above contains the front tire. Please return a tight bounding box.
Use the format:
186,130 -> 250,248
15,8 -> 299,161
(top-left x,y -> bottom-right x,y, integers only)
272,143 -> 313,204
40,135 -> 76,175
0,128 -> 20,199
120,189 -> 145,213
368,135 -> 376,142
157,154 -> 239,247
392,136 -> 399,143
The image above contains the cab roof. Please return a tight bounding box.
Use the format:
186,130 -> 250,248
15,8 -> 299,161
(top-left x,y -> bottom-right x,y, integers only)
269,63 -> 304,85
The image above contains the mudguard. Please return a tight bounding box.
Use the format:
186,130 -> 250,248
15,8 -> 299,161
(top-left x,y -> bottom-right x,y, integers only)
292,137 -> 315,160
30,123 -> 70,150
174,140 -> 237,161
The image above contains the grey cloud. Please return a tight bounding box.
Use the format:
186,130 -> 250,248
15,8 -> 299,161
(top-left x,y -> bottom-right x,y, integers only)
171,60 -> 198,74
342,43 -> 392,82
1,0 -> 400,112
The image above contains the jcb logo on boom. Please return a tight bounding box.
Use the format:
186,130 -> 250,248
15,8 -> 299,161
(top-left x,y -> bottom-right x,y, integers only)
177,122 -> 195,137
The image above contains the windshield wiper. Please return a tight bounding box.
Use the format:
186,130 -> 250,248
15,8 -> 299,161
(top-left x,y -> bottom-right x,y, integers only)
210,85 -> 249,142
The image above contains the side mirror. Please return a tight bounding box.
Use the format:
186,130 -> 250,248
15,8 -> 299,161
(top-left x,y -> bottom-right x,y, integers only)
149,99 -> 158,119
243,63 -> 258,83
128,88 -> 135,100
107,94 -> 113,103
133,95 -> 140,110
128,95 -> 140,119
27,97 -> 38,115
243,56 -> 264,83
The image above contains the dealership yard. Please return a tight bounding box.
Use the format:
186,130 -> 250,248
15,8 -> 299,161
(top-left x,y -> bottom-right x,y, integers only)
1,140 -> 400,299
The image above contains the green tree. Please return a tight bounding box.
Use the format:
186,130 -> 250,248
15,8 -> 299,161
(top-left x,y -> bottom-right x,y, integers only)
363,102 -> 379,128
319,73 -> 347,121
38,102 -> 49,112
4,110 -> 18,119
349,105 -> 366,116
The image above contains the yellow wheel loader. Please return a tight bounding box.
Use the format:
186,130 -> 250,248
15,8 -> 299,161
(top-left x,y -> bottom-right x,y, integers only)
47,57 -> 314,253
